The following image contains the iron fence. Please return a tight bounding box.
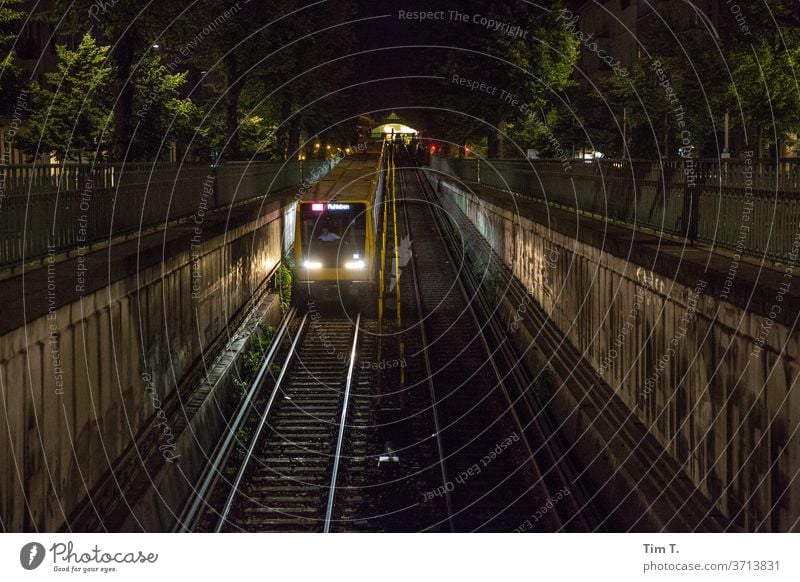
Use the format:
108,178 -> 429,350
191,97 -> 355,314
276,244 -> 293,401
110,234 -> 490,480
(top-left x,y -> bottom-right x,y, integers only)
0,159 -> 337,268
431,157 -> 800,263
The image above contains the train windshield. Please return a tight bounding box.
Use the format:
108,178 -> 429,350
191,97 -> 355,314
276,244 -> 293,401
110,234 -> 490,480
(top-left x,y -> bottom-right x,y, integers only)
300,202 -> 367,267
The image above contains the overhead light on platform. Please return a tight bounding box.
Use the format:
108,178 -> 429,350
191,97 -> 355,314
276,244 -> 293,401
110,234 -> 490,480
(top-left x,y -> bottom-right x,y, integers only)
304,261 -> 322,269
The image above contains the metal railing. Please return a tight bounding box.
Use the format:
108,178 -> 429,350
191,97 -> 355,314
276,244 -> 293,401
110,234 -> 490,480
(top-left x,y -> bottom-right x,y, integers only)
0,159 -> 337,268
431,157 -> 800,263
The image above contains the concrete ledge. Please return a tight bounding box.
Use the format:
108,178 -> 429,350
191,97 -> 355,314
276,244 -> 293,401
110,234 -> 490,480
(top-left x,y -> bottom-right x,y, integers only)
121,293 -> 281,532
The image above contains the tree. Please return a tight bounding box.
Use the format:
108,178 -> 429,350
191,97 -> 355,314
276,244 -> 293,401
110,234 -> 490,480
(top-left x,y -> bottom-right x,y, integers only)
176,0 -> 294,159
20,34 -> 113,161
53,1 -> 183,160
276,0 -> 357,158
129,54 -> 198,161
732,43 -> 800,155
577,0 -> 800,158
429,0 -> 577,157
0,0 -> 25,116
723,2 -> 800,156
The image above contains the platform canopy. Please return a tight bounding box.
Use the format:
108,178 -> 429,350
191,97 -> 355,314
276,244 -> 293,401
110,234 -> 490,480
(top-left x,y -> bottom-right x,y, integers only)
370,112 -> 418,138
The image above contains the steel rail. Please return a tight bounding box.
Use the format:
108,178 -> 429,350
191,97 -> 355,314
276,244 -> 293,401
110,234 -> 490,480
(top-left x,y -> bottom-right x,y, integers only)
177,307 -> 299,532
410,156 -> 568,530
435,191 -> 601,530
406,145 -> 589,531
414,151 -> 599,531
323,312 -> 362,532
213,312 -> 310,532
396,158 -> 457,532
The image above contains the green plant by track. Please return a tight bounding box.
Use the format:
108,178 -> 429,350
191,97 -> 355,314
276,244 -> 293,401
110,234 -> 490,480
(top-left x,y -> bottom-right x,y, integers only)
232,324 -> 276,402
278,256 -> 293,314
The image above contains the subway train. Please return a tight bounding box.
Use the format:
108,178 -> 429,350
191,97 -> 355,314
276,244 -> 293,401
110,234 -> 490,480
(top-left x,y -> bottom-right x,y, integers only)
293,142 -> 385,305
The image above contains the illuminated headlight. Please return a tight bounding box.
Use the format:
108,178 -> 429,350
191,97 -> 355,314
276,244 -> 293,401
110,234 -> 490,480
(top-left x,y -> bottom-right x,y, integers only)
304,261 -> 322,269
345,260 -> 365,269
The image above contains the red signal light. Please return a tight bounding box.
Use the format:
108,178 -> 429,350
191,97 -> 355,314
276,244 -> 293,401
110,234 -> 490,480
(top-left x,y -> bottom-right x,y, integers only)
311,203 -> 324,211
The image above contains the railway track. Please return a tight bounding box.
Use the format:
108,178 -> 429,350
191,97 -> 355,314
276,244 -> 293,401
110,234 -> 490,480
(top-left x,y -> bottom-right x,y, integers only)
394,144 -> 598,532
183,308 -> 377,532
181,144 -> 597,533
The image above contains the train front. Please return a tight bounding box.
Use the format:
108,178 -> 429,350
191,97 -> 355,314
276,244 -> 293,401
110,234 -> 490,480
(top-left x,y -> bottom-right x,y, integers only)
295,200 -> 373,303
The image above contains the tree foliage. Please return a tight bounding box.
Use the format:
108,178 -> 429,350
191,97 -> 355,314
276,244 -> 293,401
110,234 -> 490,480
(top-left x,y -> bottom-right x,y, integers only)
53,0 -> 184,160
560,0 -> 800,158
409,0 -> 578,157
20,34 -> 113,161
129,54 -> 197,161
0,0 -> 25,115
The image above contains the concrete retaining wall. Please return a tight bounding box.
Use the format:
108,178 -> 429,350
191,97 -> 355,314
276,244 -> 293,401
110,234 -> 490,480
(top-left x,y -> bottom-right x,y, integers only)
125,293 -> 282,532
0,201 -> 290,531
434,177 -> 800,532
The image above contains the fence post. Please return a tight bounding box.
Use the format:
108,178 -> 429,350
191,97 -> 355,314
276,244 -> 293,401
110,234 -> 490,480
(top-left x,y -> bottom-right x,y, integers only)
682,160 -> 698,242
212,163 -> 219,209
